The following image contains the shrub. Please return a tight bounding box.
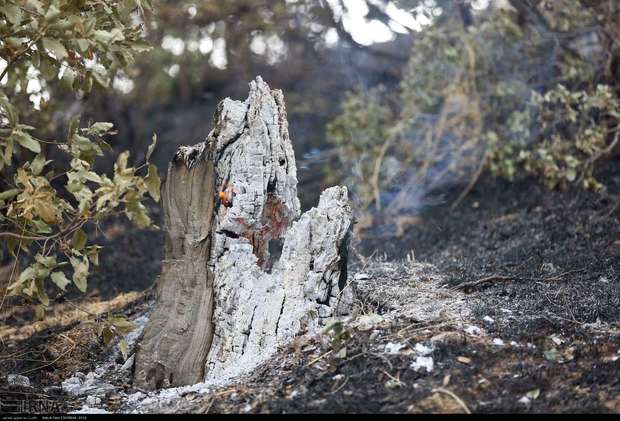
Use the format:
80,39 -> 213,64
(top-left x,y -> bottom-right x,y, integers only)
0,0 -> 158,345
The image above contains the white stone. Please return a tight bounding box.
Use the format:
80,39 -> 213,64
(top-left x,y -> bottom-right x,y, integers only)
7,374 -> 30,388
384,342 -> 405,354
483,316 -> 495,324
465,325 -> 482,336
70,406 -> 110,414
410,356 -> 434,373
414,343 -> 434,356
493,338 -> 505,347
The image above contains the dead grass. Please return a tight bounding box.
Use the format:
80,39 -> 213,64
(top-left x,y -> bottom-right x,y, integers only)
0,291 -> 145,342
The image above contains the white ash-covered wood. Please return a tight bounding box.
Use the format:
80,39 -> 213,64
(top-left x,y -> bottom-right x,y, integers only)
133,77 -> 353,390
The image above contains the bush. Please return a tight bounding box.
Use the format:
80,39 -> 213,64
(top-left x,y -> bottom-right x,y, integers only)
0,0 -> 158,346
327,1 -> 620,211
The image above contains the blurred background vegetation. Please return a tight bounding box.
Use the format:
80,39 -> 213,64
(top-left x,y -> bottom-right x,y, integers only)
1,0 -> 619,314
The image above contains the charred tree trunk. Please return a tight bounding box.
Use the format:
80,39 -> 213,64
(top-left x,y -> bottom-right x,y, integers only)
133,77 -> 353,390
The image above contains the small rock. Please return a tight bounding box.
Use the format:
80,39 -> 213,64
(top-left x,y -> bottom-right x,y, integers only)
483,316 -> 495,324
7,374 -> 30,388
518,396 -> 531,405
121,354 -> 135,371
70,406 -> 110,414
62,374 -> 115,397
126,391 -> 145,404
86,396 -> 102,406
414,343 -> 434,356
550,335 -> 564,346
62,377 -> 83,395
356,314 -> 384,331
457,356 -> 472,364
354,273 -> 370,281
464,325 -> 481,336
493,338 -> 505,347
384,342 -> 405,354
541,262 -> 558,274
410,356 -> 434,373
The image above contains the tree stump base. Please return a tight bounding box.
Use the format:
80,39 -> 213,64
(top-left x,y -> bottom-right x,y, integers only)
133,77 -> 353,390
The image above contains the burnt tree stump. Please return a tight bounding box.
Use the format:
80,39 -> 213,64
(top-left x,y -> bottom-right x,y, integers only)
133,77 -> 353,390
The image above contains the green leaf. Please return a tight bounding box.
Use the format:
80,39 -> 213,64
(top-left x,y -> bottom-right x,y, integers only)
31,219 -> 52,234
70,255 -> 89,292
39,56 -> 58,80
0,3 -> 22,25
125,193 -> 151,227
18,266 -> 36,284
72,229 -> 88,250
29,154 -> 49,176
43,37 -> 67,60
0,97 -> 19,126
110,317 -> 135,335
146,133 -> 157,161
0,188 -> 20,201
44,5 -> 61,23
35,304 -> 45,321
86,245 -> 102,266
76,38 -> 90,53
116,151 -> 130,173
67,114 -> 81,142
90,70 -> 109,89
89,122 -> 114,134
93,28 -> 125,44
102,326 -> 114,347
35,253 -> 56,268
145,164 -> 161,202
119,338 -> 129,361
61,67 -> 75,89
13,131 -> 41,153
130,39 -> 152,53
34,278 -> 49,306
51,271 -> 71,291
3,137 -> 14,165
526,389 -> 541,400
27,0 -> 45,14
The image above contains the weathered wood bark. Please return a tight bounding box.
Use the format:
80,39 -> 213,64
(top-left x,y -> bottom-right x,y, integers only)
134,77 -> 353,390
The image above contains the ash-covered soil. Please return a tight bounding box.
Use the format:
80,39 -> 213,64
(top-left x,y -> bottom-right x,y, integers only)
360,160 -> 620,330
1,159 -> 619,413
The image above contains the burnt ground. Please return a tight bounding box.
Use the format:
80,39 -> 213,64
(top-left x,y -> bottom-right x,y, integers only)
1,159 -> 619,413
360,159 -> 620,329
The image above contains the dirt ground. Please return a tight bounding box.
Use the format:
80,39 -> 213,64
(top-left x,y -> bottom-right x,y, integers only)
0,159 -> 619,413
175,160 -> 620,414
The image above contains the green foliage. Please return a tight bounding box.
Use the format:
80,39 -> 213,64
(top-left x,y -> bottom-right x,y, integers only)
0,1 -> 158,338
326,89 -> 395,209
320,320 -> 351,360
492,84 -> 620,191
327,1 -> 620,210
